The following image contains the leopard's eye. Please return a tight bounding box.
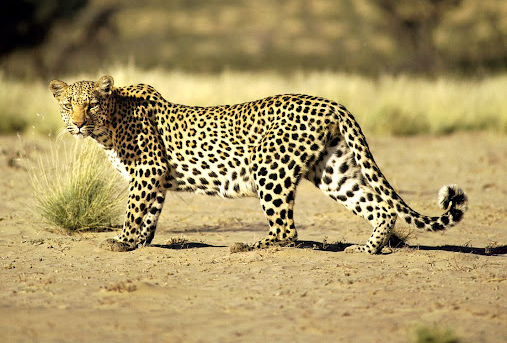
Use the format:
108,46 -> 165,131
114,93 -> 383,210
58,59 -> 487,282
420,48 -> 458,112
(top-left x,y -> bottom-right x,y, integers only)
62,102 -> 72,110
90,101 -> 100,109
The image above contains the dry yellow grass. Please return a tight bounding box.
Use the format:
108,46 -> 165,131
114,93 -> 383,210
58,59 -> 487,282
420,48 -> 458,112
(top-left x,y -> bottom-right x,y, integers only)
2,67 -> 506,135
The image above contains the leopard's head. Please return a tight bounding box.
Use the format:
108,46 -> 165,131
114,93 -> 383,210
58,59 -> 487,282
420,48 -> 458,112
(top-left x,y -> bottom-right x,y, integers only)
49,75 -> 114,137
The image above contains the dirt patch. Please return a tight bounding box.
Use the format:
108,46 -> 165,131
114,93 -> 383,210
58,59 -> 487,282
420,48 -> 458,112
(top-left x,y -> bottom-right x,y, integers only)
0,133 -> 505,342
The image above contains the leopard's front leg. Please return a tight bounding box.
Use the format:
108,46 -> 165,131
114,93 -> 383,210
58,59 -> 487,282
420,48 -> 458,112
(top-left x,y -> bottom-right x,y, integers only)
101,165 -> 167,252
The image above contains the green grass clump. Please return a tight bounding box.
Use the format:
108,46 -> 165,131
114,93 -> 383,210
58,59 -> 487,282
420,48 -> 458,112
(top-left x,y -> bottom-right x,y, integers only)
30,138 -> 127,232
412,325 -> 460,343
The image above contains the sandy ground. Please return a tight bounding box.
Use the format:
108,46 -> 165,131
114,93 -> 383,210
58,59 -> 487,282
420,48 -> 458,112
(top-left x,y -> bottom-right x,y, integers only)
0,133 -> 505,343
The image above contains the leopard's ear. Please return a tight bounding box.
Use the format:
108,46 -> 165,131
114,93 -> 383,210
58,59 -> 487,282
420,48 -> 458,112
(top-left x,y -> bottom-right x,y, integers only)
94,75 -> 114,97
49,80 -> 68,100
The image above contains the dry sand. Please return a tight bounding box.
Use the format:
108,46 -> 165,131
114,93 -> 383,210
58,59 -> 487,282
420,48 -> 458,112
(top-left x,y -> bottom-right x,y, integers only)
0,133 -> 505,342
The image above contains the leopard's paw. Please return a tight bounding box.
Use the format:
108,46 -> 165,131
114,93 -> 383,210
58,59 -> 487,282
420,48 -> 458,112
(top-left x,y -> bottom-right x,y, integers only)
344,244 -> 366,253
100,238 -> 135,252
229,242 -> 253,253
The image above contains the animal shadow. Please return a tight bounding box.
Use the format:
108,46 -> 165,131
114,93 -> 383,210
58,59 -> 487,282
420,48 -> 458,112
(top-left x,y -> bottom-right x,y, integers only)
413,244 -> 507,256
296,234 -> 506,256
150,232 -> 506,256
150,241 -> 225,250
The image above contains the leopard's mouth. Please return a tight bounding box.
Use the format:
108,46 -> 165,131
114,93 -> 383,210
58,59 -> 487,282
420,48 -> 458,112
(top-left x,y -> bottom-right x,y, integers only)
67,124 -> 94,137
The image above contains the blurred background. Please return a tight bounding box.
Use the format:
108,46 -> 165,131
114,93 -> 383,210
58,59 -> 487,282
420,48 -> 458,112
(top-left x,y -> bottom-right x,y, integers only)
0,0 -> 506,135
2,0 -> 506,78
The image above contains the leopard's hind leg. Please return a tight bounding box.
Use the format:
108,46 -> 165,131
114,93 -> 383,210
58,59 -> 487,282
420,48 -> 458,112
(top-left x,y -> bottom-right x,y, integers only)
247,129 -> 326,249
250,157 -> 302,248
307,136 -> 397,254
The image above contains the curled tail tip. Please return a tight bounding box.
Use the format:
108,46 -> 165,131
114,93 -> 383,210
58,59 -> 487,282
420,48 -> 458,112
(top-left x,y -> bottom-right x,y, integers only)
438,184 -> 468,212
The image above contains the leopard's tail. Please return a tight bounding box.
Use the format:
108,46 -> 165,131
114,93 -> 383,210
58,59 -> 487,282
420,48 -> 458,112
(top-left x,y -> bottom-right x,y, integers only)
334,105 -> 468,231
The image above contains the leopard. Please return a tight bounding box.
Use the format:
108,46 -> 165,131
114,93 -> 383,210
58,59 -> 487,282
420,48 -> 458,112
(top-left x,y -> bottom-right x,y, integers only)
49,75 -> 468,254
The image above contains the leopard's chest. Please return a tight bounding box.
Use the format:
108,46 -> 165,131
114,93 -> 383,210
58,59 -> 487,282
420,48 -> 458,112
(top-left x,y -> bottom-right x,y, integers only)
105,149 -> 130,181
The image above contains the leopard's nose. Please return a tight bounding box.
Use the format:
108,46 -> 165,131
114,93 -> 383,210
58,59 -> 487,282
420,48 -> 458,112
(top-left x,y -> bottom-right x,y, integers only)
74,120 -> 86,128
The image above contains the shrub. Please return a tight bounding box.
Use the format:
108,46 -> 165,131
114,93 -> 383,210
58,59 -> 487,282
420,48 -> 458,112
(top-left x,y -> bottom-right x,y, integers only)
30,137 -> 127,232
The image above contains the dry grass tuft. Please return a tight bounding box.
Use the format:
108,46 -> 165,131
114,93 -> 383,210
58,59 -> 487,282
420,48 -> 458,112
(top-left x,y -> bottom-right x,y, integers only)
388,229 -> 414,249
29,137 -> 127,233
166,236 -> 189,247
103,280 -> 137,293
